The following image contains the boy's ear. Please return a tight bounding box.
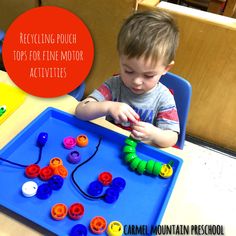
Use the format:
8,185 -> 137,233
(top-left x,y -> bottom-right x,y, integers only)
163,61 -> 175,74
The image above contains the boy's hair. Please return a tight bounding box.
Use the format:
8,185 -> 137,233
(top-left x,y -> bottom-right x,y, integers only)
117,9 -> 179,66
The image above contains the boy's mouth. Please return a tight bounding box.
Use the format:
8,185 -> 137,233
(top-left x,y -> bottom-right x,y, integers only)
131,87 -> 143,93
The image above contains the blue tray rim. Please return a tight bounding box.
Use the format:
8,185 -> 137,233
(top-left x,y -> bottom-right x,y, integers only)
0,107 -> 183,235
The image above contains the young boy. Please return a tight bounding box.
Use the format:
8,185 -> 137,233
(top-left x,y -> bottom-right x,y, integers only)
75,9 -> 180,148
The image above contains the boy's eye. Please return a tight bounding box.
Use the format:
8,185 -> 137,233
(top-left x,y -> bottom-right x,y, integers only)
144,75 -> 155,79
125,70 -> 133,74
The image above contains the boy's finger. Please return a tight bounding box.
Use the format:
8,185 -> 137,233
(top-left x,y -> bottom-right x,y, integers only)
126,105 -> 139,120
119,113 -> 129,123
128,116 -> 138,124
128,113 -> 140,124
130,109 -> 140,120
131,130 -> 143,140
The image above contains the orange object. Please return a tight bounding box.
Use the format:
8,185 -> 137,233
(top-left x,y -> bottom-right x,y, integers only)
76,134 -> 88,147
54,165 -> 68,178
49,157 -> 63,169
51,203 -> 68,220
90,216 -> 107,234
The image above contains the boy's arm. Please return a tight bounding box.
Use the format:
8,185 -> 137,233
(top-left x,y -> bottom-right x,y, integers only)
151,128 -> 178,148
75,97 -> 139,123
131,122 -> 178,148
75,97 -> 111,120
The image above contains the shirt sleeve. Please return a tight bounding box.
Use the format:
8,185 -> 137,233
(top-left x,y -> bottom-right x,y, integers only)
155,89 -> 180,133
88,76 -> 121,102
88,77 -> 114,102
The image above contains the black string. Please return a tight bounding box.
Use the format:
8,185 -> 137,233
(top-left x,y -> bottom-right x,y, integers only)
71,137 -> 105,200
0,136 -> 103,199
0,146 -> 43,168
35,146 -> 43,165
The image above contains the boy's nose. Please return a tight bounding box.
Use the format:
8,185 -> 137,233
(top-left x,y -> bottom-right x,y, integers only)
132,77 -> 143,85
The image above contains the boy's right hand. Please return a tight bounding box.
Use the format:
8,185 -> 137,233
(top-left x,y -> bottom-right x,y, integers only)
108,102 -> 139,125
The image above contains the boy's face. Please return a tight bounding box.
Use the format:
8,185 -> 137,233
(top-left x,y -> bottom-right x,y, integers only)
120,55 -> 172,95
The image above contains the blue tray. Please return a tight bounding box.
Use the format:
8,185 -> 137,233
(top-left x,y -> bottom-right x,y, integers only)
0,107 -> 183,235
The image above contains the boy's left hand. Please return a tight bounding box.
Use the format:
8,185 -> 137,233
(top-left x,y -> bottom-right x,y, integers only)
130,121 -> 154,142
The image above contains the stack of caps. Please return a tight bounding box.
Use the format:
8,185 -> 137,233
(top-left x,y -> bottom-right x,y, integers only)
87,172 -> 126,203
